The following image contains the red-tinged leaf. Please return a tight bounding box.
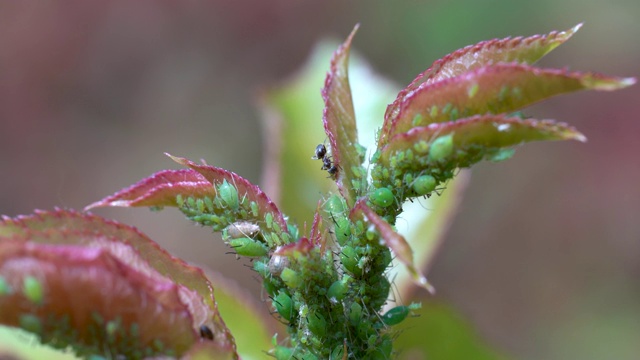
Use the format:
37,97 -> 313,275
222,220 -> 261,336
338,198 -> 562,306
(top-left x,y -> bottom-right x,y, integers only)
205,270 -> 277,360
380,24 -> 583,146
322,25 -> 362,207
309,201 -> 325,251
0,240 -> 201,358
351,199 -> 434,293
380,114 -> 586,167
0,209 -> 237,357
167,154 -> 289,236
85,169 -> 212,210
273,237 -> 314,258
386,63 -> 636,138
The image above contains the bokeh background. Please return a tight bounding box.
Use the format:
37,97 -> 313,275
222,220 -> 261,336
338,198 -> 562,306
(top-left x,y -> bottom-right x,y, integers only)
1,1 -> 638,359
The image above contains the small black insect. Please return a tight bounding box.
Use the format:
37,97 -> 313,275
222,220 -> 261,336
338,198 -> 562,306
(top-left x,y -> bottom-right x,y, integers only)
327,165 -> 338,177
199,325 -> 214,340
313,144 -> 327,160
321,156 -> 332,170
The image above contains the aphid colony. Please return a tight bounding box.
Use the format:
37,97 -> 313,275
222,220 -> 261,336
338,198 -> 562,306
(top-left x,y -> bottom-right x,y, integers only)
313,144 -> 338,177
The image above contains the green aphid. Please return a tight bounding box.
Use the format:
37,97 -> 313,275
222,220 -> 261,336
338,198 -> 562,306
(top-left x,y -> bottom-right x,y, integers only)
381,305 -> 410,326
203,196 -> 215,212
272,221 -> 282,234
370,187 -> 394,208
287,223 -> 299,241
351,166 -> 365,179
265,212 -> 274,229
23,276 -> 44,305
412,113 -> 423,126
370,150 -> 381,164
327,276 -> 351,303
428,133 -> 454,162
196,198 -> 205,213
270,233 -> 282,247
274,291 -> 294,322
253,260 -> 270,277
430,105 -> 439,117
330,344 -> 345,360
365,227 -> 376,241
441,103 -> 452,115
325,194 -> 346,217
404,149 -> 414,163
412,175 -> 437,196
414,140 -> 429,154
274,346 -> 294,360
340,246 -> 359,275
250,201 -> 259,217
187,196 -> 197,209
175,194 -> 184,207
349,302 -> 363,327
280,268 -> 302,289
229,237 -> 268,257
403,173 -> 414,185
217,179 -> 239,210
334,216 -> 351,246
307,310 -> 327,337
106,320 -> 120,341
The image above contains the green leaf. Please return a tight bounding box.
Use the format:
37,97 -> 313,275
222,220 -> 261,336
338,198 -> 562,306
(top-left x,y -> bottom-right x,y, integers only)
321,25 -> 362,207
395,302 -> 507,360
386,63 -> 635,138
380,24 -> 583,146
0,209 -> 237,358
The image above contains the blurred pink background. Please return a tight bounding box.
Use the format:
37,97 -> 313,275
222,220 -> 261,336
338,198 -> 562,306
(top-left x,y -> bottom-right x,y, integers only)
1,1 -> 638,359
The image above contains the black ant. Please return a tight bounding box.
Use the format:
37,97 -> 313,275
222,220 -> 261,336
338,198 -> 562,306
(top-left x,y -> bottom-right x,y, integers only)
313,144 -> 327,160
199,325 -> 214,340
313,143 -> 339,177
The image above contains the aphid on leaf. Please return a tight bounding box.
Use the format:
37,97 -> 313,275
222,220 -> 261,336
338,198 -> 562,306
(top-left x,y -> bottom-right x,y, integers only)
199,325 -> 214,340
224,221 -> 260,239
268,252 -> 290,277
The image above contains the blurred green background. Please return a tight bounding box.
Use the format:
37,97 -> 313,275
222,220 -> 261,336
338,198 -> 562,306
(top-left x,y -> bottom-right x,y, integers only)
0,1 -> 638,359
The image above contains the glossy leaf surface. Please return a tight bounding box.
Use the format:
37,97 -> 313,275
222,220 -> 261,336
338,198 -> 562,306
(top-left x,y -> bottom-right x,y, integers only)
85,169 -> 212,210
321,25 -> 362,206
386,63 -> 635,138
380,24 -> 583,145
0,209 -> 236,359
380,114 -> 586,168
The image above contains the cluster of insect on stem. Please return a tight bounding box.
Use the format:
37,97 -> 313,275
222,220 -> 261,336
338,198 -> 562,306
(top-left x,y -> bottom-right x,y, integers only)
172,138 -> 442,358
